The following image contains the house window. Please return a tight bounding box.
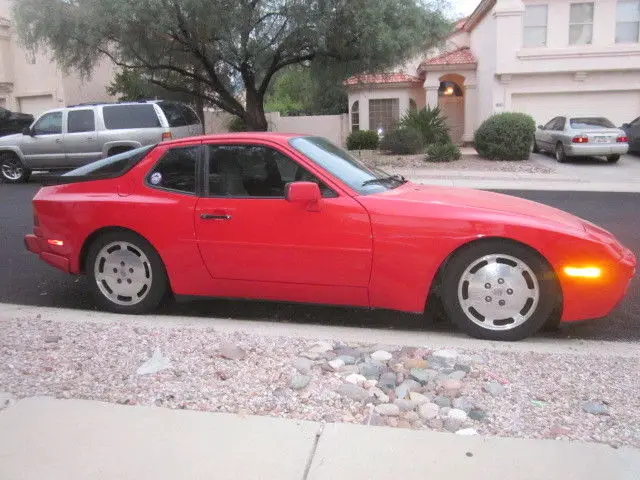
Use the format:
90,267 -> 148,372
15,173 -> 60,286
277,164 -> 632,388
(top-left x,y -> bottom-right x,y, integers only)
369,99 -> 399,135
523,4 -> 548,47
616,0 -> 640,43
351,101 -> 359,132
569,3 -> 594,45
409,99 -> 418,112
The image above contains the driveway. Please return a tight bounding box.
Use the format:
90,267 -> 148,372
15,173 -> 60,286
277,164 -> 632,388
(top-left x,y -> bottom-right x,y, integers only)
530,151 -> 640,184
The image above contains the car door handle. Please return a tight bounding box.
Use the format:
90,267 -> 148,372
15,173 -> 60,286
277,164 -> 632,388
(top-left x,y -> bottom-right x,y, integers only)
55,138 -> 62,144
200,213 -> 232,220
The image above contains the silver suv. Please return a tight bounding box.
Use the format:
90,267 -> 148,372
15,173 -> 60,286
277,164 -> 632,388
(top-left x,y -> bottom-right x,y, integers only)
0,100 -> 202,183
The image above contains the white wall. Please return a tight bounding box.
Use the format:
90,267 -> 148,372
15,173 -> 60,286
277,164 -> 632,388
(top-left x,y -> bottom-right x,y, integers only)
496,0 -> 640,74
471,3 -> 498,124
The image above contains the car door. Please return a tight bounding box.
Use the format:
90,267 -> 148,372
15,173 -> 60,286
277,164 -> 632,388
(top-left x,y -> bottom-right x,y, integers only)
64,109 -> 100,167
538,117 -> 557,149
194,141 -> 373,297
18,111 -> 65,169
550,117 -> 566,146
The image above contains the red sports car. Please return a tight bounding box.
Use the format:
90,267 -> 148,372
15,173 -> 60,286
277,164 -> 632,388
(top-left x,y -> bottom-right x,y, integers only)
24,133 -> 636,340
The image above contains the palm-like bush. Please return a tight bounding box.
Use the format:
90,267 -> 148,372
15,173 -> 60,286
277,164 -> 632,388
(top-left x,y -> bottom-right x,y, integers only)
400,106 -> 449,145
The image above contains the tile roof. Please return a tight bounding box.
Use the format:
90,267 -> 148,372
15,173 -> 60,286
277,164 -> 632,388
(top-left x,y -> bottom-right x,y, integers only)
419,47 -> 477,69
343,73 -> 423,86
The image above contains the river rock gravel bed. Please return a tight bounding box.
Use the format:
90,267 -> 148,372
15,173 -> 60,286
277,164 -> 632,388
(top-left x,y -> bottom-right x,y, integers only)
1,318 -> 638,447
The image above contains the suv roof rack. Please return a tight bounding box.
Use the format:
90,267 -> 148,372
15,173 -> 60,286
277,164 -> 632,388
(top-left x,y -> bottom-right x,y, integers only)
66,100 -> 159,108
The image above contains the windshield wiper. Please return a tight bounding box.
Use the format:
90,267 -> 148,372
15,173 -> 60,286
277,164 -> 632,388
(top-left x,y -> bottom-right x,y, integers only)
362,174 -> 407,187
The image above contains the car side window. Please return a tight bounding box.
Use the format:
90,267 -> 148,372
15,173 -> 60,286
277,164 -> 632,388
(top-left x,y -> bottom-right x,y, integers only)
207,144 -> 336,198
543,117 -> 557,130
103,104 -> 161,130
33,112 -> 62,135
555,117 -> 566,131
147,147 -> 198,194
179,104 -> 201,125
158,102 -> 187,127
630,117 -> 640,127
67,110 -> 96,133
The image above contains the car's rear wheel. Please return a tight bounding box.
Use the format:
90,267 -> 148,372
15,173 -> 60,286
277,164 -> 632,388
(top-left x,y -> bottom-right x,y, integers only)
0,153 -> 30,183
86,231 -> 168,314
607,154 -> 621,163
441,240 -> 559,341
555,143 -> 567,163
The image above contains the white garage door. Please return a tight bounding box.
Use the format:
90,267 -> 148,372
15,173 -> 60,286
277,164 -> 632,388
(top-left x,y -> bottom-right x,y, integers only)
17,95 -> 55,116
511,91 -> 640,128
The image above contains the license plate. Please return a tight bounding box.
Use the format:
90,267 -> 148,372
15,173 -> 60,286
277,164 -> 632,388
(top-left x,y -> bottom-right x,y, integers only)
593,136 -> 609,143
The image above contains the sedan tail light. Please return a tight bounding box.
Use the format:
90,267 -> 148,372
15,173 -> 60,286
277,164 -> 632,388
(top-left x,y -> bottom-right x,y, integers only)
161,132 -> 173,141
616,136 -> 629,143
572,136 -> 589,143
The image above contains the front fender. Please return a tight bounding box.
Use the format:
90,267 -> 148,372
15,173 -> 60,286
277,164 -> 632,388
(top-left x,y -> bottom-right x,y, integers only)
0,146 -> 26,162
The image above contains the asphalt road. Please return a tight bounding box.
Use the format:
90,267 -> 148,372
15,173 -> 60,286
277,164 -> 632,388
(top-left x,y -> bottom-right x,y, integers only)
1,182 -> 638,341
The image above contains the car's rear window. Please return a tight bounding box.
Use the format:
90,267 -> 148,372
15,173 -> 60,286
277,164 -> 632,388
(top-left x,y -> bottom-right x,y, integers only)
102,104 -> 161,130
570,117 -> 615,129
62,145 -> 154,178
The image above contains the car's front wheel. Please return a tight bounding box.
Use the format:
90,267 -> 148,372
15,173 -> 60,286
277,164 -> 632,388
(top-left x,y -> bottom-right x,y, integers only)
441,240 -> 559,341
86,231 -> 168,314
0,153 -> 30,183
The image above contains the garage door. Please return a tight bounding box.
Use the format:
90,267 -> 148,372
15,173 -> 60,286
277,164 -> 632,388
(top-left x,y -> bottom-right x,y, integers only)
511,91 -> 640,128
17,95 -> 55,116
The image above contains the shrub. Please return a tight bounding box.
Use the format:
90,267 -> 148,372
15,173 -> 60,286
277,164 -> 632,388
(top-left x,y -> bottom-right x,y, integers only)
379,128 -> 423,154
473,112 -> 536,160
425,142 -> 461,162
400,105 -> 449,145
346,130 -> 380,150
228,116 -> 248,132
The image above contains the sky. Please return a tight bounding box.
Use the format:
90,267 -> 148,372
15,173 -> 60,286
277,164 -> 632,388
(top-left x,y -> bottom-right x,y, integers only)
453,0 -> 480,18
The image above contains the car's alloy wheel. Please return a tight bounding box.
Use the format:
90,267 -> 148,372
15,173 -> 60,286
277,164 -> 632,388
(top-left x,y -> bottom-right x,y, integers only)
87,232 -> 168,313
0,154 -> 29,183
441,241 -> 558,341
555,144 -> 566,163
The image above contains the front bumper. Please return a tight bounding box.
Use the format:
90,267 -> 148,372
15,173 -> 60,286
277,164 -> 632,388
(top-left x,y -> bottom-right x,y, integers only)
565,143 -> 629,157
24,233 -> 70,273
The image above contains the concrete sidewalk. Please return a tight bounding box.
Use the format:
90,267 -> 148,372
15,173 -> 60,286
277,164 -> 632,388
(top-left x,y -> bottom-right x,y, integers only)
1,397 -> 639,480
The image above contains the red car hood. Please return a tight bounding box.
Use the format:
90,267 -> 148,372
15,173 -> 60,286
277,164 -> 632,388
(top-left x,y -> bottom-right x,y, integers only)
376,183 -> 587,233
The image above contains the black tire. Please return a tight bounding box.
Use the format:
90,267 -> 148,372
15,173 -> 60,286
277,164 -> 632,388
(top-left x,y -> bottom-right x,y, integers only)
607,154 -> 621,163
0,153 -> 30,183
86,231 -> 168,314
532,140 -> 540,153
440,240 -> 559,341
555,143 -> 567,163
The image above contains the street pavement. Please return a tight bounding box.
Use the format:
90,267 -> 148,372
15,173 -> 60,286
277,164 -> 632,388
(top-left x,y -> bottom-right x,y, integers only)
1,182 -> 638,341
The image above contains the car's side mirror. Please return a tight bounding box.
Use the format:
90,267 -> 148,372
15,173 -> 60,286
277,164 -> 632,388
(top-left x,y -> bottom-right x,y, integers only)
22,127 -> 33,136
285,181 -> 321,211
537,125 -> 544,130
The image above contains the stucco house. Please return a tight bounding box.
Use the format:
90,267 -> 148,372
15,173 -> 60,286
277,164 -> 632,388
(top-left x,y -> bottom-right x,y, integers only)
0,0 -> 115,116
345,0 -> 640,144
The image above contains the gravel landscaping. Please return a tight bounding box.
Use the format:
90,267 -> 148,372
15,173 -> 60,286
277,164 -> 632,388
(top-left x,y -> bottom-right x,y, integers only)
1,317 -> 638,448
352,150 -> 554,174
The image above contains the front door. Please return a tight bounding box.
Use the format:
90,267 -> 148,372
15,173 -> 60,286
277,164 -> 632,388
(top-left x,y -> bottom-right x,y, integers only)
19,111 -> 65,169
195,142 -> 373,291
64,109 -> 100,167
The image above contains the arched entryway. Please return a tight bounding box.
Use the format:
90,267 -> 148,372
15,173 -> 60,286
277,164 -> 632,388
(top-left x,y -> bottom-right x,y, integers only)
438,74 -> 465,144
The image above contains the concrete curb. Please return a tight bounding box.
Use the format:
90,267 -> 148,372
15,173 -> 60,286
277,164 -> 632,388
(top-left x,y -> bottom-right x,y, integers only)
2,303 -> 639,358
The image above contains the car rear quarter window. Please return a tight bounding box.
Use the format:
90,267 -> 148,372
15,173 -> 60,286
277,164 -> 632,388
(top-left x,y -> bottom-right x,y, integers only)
67,109 -> 96,133
102,104 -> 161,130
158,102 -> 188,127
179,104 -> 201,125
60,145 -> 155,180
147,147 -> 199,194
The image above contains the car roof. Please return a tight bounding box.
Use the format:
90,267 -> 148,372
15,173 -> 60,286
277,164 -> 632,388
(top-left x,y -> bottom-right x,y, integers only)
161,132 -> 306,147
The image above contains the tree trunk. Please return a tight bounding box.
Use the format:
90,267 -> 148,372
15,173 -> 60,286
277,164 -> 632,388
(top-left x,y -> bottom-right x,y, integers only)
244,89 -> 268,131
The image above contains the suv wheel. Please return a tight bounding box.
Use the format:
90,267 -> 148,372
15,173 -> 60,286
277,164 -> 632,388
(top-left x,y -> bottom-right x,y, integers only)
0,153 -> 30,183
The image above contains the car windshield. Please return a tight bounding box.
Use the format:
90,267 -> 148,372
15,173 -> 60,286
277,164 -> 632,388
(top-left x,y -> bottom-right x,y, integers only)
289,136 -> 406,194
570,117 -> 615,129
63,145 -> 154,178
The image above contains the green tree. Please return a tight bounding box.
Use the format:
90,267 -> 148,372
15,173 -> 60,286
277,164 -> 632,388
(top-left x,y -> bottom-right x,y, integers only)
14,0 -> 450,130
